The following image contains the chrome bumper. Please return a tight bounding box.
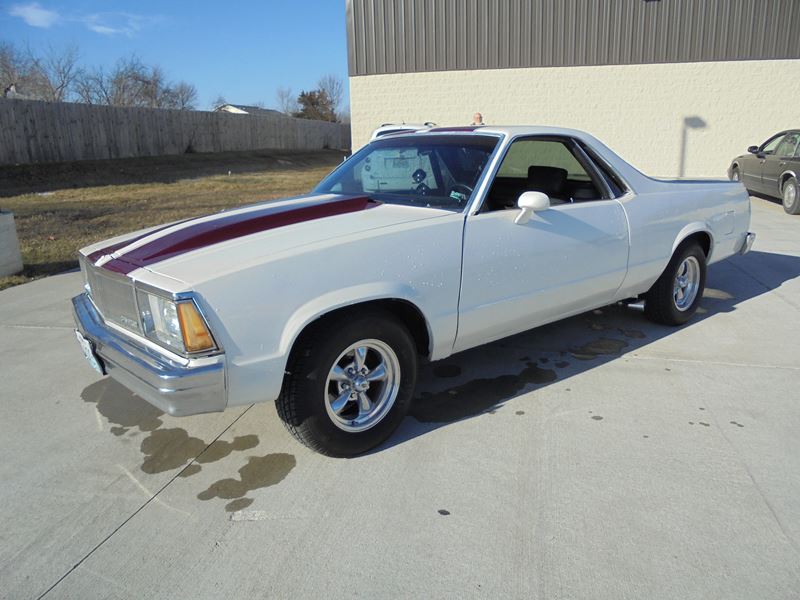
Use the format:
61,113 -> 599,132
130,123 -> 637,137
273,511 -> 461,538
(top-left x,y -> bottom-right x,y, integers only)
72,292 -> 226,416
739,232 -> 756,255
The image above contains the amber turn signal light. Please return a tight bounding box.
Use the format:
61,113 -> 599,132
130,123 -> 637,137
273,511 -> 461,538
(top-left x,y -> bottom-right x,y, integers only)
177,302 -> 215,353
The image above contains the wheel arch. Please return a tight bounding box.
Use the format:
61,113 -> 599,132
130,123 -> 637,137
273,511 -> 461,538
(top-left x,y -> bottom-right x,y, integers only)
779,170 -> 797,191
671,224 -> 713,259
280,286 -> 434,363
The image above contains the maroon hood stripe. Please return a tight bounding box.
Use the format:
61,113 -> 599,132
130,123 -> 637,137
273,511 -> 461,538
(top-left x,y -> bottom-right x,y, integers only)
100,195 -> 379,275
86,220 -> 192,263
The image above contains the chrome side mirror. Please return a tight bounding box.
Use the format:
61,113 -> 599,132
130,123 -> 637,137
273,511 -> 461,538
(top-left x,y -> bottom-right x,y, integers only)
515,191 -> 550,225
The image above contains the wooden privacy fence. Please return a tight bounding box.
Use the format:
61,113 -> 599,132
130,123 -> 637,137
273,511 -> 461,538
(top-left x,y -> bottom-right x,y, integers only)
0,98 -> 351,165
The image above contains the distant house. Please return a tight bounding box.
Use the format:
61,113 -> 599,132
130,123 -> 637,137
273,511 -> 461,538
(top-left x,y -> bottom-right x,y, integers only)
214,104 -> 283,117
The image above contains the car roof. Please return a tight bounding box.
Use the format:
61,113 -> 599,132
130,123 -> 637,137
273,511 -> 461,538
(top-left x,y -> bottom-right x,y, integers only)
405,124 -> 599,141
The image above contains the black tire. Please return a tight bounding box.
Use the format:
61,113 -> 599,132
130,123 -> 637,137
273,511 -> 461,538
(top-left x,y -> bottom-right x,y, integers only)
277,309 -> 417,457
644,241 -> 707,326
782,176 -> 800,215
731,166 -> 750,194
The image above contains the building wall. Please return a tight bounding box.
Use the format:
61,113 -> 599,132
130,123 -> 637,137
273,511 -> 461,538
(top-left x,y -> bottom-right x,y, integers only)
350,59 -> 800,177
347,0 -> 800,76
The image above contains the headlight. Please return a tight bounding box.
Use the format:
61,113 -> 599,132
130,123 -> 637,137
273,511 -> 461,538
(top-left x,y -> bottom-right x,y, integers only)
137,291 -> 216,354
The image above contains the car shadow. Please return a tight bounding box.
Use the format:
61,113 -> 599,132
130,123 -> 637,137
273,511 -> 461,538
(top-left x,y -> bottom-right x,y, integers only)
369,250 -> 800,454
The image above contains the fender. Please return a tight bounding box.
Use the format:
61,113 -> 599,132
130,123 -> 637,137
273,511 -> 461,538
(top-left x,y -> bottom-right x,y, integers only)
671,222 -> 714,259
780,169 -> 797,190
278,282 -> 441,359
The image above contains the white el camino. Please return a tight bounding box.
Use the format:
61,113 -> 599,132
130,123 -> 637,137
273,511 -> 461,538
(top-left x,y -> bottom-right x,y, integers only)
73,126 -> 755,456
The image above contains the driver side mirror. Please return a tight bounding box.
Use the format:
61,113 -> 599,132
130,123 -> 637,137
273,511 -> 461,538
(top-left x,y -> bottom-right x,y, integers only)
747,145 -> 759,154
515,191 -> 550,225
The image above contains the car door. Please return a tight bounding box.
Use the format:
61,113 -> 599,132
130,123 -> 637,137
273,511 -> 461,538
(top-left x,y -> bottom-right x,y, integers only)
746,133 -> 785,194
762,133 -> 799,198
455,136 -> 629,353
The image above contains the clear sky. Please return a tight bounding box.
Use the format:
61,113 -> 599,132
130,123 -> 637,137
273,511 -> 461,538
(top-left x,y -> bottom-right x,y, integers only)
1,1 -> 350,110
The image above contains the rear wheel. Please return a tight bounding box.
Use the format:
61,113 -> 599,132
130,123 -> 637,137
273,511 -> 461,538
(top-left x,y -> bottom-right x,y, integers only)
277,309 -> 417,457
644,241 -> 707,326
782,177 -> 800,215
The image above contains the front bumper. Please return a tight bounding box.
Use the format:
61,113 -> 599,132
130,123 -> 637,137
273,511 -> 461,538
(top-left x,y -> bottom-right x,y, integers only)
72,292 -> 226,416
739,231 -> 756,255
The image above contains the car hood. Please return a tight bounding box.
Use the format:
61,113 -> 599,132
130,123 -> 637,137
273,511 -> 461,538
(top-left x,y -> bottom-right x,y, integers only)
82,193 -> 453,285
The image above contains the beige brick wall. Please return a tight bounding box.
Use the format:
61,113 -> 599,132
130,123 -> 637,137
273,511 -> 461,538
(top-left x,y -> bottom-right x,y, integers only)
350,59 -> 800,177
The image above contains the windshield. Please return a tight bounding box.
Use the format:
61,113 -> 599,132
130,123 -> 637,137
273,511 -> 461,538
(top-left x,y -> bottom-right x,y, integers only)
314,134 -> 499,211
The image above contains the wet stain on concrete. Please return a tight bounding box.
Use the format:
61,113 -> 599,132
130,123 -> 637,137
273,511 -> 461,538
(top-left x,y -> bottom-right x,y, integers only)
591,415 -> 604,421
140,429 -> 259,475
81,379 -> 163,436
699,422 -> 710,427
197,453 -> 296,509
411,362 -> 557,423
180,464 -> 202,478
586,319 -> 646,340
689,421 -> 695,425
643,435 -> 649,438
665,368 -> 672,372
432,364 -> 462,378
555,361 -> 570,369
570,338 -> 628,360
225,498 -> 254,512
619,329 -> 646,339
730,421 -> 745,428
438,509 -> 451,516
699,407 -> 706,411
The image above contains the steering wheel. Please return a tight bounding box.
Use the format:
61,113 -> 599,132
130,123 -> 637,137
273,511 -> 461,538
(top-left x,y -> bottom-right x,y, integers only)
449,183 -> 474,206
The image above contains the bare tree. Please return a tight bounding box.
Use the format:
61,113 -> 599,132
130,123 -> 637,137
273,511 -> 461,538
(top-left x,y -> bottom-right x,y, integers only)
74,66 -> 112,104
2,42 -> 198,110
276,86 -> 298,115
161,81 -> 198,110
317,74 -> 344,120
0,42 -> 25,91
30,45 -> 80,101
1,41 -> 45,99
211,94 -> 227,110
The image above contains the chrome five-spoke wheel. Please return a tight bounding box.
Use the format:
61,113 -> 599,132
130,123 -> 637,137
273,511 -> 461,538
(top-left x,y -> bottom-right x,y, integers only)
673,256 -> 700,311
325,339 -> 401,432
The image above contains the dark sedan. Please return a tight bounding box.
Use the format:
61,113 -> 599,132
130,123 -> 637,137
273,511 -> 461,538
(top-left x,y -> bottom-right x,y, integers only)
729,130 -> 800,214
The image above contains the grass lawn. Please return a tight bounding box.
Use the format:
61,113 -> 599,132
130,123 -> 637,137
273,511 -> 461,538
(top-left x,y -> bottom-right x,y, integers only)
0,150 -> 345,290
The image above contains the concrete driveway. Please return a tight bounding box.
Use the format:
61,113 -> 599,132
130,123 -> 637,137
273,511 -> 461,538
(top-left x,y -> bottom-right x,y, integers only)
1,197 -> 799,599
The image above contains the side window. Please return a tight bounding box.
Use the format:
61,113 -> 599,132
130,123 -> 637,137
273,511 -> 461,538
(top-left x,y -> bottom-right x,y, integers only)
578,142 -> 626,197
775,134 -> 799,157
485,138 -> 602,211
761,135 -> 785,155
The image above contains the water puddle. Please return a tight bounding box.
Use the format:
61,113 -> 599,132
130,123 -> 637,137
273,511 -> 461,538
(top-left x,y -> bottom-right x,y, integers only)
411,362 -> 557,423
197,453 -> 297,512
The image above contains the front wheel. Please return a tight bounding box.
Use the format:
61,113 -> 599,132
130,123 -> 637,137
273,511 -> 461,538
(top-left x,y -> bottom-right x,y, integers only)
782,177 -> 800,215
644,242 -> 707,326
277,309 -> 417,457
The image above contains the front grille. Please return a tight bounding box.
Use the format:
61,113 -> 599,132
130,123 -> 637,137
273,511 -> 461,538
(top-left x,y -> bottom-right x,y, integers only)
83,259 -> 141,333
